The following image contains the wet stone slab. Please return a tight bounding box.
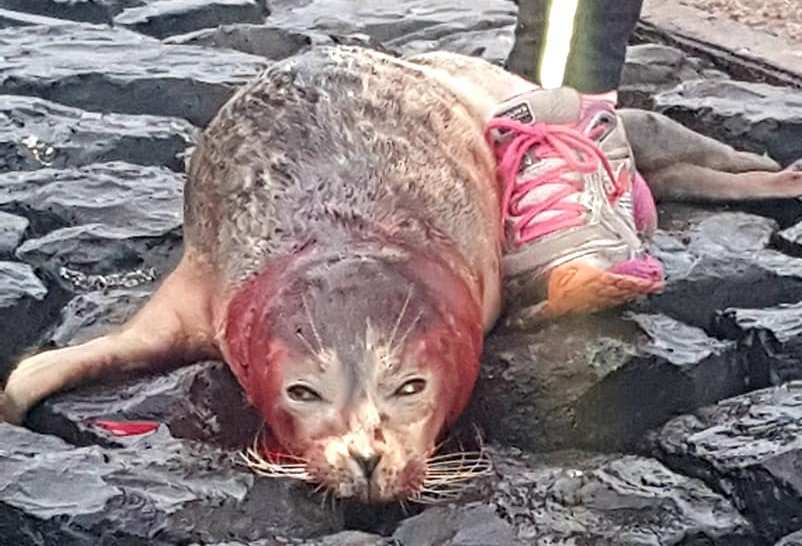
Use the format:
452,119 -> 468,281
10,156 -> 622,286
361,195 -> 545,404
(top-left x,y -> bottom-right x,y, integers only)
0,0 -> 125,23
15,223 -> 182,291
646,382 -> 802,543
619,43 -> 728,110
205,531 -> 390,546
473,447 -> 756,545
714,302 -> 802,387
300,531 -> 389,545
393,504 -> 522,546
0,23 -> 269,126
22,278 -> 259,448
0,162 -> 183,236
0,95 -> 197,172
266,0 -> 516,63
777,530 -> 802,546
114,0 -> 267,39
0,7 -> 75,27
0,261 -> 58,375
46,286 -> 153,347
775,220 -> 802,258
27,359 -> 260,450
0,210 -> 27,256
639,211 -> 802,331
0,424 -> 342,545
165,23 -> 317,60
469,311 -> 747,452
1,162 -> 184,287
655,80 -> 802,167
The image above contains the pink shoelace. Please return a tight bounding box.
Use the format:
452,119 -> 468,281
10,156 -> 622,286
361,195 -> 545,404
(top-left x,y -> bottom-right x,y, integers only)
486,118 -> 626,245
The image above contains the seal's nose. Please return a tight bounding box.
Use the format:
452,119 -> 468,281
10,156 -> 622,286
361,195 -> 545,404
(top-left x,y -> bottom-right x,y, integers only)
352,452 -> 382,479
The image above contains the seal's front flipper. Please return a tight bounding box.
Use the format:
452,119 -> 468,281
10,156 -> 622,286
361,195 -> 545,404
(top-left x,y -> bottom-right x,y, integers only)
617,109 -> 802,202
1,255 -> 217,425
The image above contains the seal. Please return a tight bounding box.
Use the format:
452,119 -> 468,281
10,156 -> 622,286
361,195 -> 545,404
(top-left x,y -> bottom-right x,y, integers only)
3,46 -> 801,504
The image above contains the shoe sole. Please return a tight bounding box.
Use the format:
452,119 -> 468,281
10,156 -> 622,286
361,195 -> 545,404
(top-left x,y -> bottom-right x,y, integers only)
543,260 -> 664,317
505,259 -> 664,328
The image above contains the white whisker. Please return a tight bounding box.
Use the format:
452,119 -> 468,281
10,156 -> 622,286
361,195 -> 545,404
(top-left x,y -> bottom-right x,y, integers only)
301,293 -> 324,352
388,285 -> 414,351
239,428 -> 315,483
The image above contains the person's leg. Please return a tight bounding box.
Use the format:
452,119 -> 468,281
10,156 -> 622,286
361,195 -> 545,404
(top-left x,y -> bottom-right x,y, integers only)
562,0 -> 645,99
507,0 -> 644,100
506,0 -> 550,83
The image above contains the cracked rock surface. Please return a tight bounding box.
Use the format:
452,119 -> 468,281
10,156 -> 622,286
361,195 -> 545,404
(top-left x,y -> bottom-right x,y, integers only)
114,0 -> 267,39
646,383 -> 802,543
0,424 -> 341,545
655,80 -> 802,167
485,446 -> 756,545
619,43 -> 728,110
0,261 -> 52,369
0,95 -> 196,172
0,23 -> 269,126
1,1 -> 802,544
0,210 -> 27,256
470,311 -> 749,452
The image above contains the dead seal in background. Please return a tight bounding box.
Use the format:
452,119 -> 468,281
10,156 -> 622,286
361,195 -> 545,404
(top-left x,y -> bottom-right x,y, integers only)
3,46 -> 801,503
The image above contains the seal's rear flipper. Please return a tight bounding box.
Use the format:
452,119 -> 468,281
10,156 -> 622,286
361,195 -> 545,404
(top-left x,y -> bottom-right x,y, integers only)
618,109 -> 802,202
1,254 -> 218,425
641,163 -> 802,202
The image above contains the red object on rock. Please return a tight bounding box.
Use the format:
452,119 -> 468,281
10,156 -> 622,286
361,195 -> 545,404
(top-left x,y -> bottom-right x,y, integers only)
93,419 -> 160,436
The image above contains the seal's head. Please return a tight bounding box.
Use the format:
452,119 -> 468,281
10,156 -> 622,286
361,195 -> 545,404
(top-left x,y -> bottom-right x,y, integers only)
224,248 -> 484,503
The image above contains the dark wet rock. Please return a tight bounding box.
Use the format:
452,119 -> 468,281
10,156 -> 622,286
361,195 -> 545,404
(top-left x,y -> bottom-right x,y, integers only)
0,210 -> 27,256
642,211 -> 802,331
0,423 -> 341,545
166,23 -> 314,59
393,17 -> 515,64
201,533 -> 389,546
470,311 -> 746,452
715,301 -> 802,389
46,287 -> 151,347
27,360 -> 260,449
646,382 -> 802,542
0,162 -> 183,236
777,530 -> 802,546
267,0 -> 516,63
394,504 -> 522,546
0,7 -> 74,26
301,531 -> 388,546
483,446 -> 755,545
47,286 -> 152,347
775,220 -> 802,258
0,0 -> 122,23
166,23 -> 399,59
655,80 -> 802,167
114,0 -> 267,39
619,44 -> 728,110
0,96 -> 196,172
25,280 -> 258,448
2,162 -> 184,288
15,223 -> 182,291
0,23 -> 268,126
0,261 -> 52,373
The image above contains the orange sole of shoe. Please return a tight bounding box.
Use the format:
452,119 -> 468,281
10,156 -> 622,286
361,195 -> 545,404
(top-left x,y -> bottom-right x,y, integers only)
540,260 -> 664,319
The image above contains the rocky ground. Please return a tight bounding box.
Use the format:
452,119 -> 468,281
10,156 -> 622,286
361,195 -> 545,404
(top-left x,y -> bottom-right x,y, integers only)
1,1 -> 802,545
681,0 -> 802,45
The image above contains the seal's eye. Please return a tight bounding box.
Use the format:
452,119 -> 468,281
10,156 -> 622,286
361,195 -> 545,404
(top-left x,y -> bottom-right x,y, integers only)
287,384 -> 322,402
394,378 -> 426,397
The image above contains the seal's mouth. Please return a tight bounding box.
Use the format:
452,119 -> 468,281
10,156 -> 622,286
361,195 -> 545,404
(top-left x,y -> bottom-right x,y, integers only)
239,427 -> 493,505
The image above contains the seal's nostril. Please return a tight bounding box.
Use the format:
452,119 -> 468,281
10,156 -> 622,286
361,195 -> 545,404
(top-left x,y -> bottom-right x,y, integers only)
353,453 -> 382,479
